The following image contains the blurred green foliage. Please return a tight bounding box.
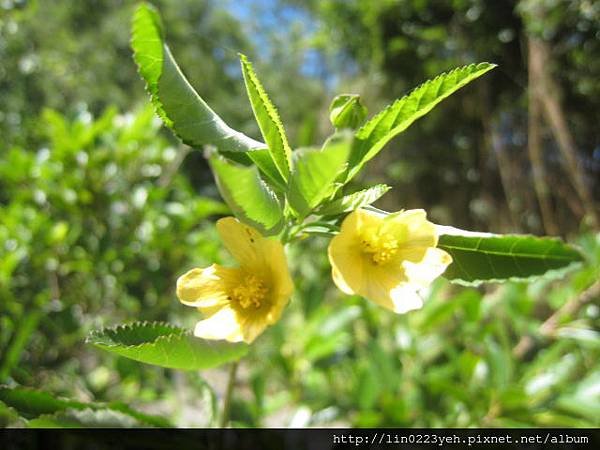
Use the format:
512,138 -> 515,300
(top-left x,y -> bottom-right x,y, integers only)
0,106 -> 228,416
243,234 -> 600,427
0,0 -> 599,428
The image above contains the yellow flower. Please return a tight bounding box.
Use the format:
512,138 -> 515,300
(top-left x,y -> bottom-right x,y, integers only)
328,208 -> 452,313
176,217 -> 293,343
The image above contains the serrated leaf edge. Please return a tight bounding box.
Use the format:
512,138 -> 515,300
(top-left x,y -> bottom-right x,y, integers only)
356,62 -> 496,140
316,184 -> 391,216
87,321 -> 248,363
348,63 -> 496,180
445,260 -> 583,287
439,232 -> 586,286
239,54 -> 292,177
132,5 -> 265,153
438,233 -> 585,261
86,321 -> 187,350
131,4 -> 172,129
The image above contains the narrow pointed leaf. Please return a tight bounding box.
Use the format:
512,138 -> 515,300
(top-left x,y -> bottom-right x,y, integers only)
132,4 -> 264,153
210,156 -> 284,234
316,184 -> 391,216
347,63 -> 496,180
240,54 -> 293,180
87,322 -> 248,371
437,226 -> 584,286
221,149 -> 288,193
247,149 -> 288,192
287,133 -> 352,217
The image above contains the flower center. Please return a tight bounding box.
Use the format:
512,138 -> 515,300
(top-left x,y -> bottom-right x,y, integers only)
231,274 -> 268,309
361,235 -> 399,265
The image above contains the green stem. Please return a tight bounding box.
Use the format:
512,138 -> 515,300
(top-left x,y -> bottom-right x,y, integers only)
0,309 -> 43,381
219,361 -> 239,427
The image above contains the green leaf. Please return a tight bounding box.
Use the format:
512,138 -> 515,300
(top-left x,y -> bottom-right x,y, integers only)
329,94 -> 368,130
0,386 -> 75,419
210,156 -> 284,234
28,409 -> 143,428
87,321 -> 248,371
247,149 -> 288,192
220,149 -> 288,192
0,399 -> 25,427
556,371 -> 600,423
239,54 -> 292,180
132,3 -> 264,153
0,386 -> 171,427
347,63 -> 496,181
287,133 -> 352,218
316,184 -> 391,216
437,226 -> 584,286
0,308 -> 43,380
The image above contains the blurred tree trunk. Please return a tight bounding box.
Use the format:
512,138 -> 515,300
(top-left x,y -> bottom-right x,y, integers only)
478,82 -> 518,231
524,24 -> 598,230
527,37 -> 558,235
534,39 -> 598,229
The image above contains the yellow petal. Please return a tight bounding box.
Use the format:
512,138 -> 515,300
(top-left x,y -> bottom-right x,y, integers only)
195,306 -> 269,344
176,264 -> 239,309
357,267 -> 424,314
386,209 -> 437,250
262,240 -> 294,323
238,317 -> 270,344
359,265 -> 407,311
403,247 -> 452,287
389,285 -> 424,314
181,218 -> 293,344
218,216 -> 293,321
328,226 -> 365,296
331,264 -> 360,296
216,217 -> 267,269
328,208 -> 447,314
193,307 -> 244,343
265,238 -> 293,287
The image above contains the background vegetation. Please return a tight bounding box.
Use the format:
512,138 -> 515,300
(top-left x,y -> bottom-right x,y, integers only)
1,0 -> 598,427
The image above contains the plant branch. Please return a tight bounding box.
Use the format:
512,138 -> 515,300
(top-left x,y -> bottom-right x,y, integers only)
219,360 -> 239,427
513,280 -> 600,358
158,144 -> 191,188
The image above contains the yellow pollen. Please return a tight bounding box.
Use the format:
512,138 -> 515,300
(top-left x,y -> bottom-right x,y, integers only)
361,235 -> 398,265
231,274 -> 268,309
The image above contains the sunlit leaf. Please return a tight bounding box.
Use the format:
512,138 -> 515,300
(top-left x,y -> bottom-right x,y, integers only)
316,184 -> 391,216
210,156 -> 284,234
240,54 -> 292,180
329,94 -> 368,130
287,133 -> 352,217
87,321 -> 248,371
437,226 -> 584,285
132,3 -> 264,153
347,63 -> 496,180
246,149 -> 289,192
